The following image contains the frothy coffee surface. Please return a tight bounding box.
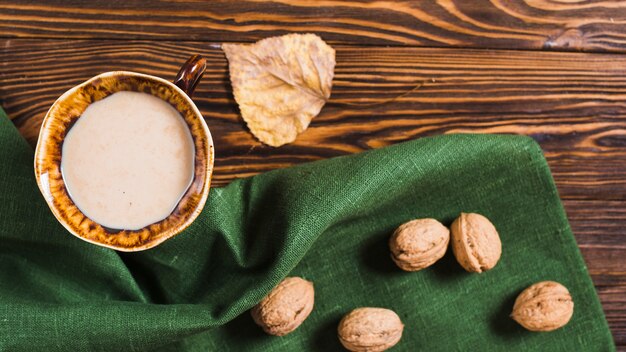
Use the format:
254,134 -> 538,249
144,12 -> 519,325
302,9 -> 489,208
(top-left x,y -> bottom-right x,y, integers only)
61,91 -> 195,230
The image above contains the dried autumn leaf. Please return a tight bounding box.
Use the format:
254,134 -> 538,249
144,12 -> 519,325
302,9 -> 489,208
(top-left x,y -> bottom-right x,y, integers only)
222,33 -> 335,147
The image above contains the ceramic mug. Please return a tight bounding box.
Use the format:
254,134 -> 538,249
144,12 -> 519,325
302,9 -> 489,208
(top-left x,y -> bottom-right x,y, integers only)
34,55 -> 214,252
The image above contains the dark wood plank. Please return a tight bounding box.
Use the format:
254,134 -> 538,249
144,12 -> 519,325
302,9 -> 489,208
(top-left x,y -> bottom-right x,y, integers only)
596,285 -> 626,351
1,39 -> 625,346
2,0 -> 626,52
565,199 -> 626,347
3,40 -> 626,198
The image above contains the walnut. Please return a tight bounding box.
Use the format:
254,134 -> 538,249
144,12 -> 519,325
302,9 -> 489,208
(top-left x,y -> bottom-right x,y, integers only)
337,307 -> 404,352
389,218 -> 450,271
511,281 -> 574,332
251,277 -> 314,336
450,212 -> 501,273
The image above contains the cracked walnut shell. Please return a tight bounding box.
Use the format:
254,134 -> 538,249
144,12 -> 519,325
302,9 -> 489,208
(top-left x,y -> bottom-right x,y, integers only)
251,277 -> 314,336
389,218 -> 450,271
511,281 -> 574,332
451,212 -> 501,273
338,307 -> 404,352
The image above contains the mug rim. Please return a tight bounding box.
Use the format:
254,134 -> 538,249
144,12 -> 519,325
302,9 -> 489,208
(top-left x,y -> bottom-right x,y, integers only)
34,70 -> 214,251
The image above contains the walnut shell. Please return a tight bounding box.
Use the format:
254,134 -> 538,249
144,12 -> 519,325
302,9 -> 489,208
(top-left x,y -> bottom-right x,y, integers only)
450,212 -> 501,273
511,281 -> 574,332
251,277 -> 314,336
389,218 -> 450,271
338,307 -> 404,352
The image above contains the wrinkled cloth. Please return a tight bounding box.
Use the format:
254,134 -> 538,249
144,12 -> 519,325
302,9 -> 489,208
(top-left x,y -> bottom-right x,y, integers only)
0,109 -> 614,351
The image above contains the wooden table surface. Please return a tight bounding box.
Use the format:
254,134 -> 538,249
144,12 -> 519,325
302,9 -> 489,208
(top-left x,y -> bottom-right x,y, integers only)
1,0 -> 625,348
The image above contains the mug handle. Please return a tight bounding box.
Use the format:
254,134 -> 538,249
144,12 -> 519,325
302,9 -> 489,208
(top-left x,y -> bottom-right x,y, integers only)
173,55 -> 207,97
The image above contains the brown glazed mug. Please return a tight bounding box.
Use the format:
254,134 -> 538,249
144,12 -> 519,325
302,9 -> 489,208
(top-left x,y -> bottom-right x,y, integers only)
34,55 -> 214,251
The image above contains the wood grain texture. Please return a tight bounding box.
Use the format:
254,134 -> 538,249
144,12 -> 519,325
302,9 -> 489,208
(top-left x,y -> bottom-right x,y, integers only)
1,39 -> 625,346
565,199 -> 626,347
2,0 -> 626,52
3,40 -> 626,196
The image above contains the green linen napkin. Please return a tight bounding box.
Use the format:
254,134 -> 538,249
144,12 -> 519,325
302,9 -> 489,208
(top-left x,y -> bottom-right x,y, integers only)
0,108 -> 614,351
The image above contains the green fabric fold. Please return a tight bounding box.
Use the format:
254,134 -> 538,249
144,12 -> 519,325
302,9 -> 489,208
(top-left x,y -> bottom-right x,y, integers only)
0,108 -> 614,351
